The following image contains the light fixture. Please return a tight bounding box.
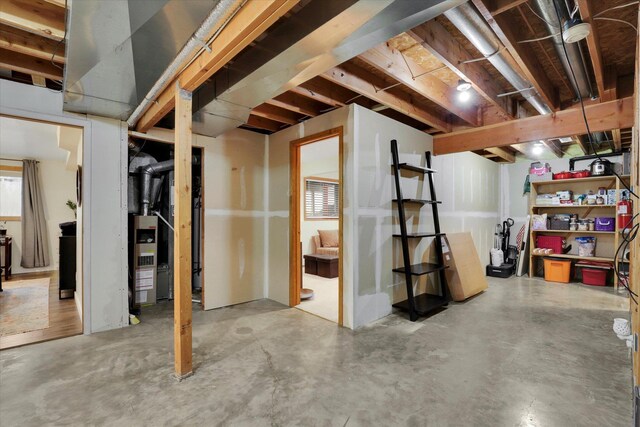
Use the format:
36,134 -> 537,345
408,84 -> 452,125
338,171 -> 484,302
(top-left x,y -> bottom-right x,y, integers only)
562,18 -> 591,43
532,141 -> 544,155
458,90 -> 471,102
456,79 -> 472,92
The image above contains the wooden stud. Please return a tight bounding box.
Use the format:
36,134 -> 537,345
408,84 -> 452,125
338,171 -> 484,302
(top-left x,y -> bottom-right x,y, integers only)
433,97 -> 634,154
0,47 -> 62,80
31,75 -> 46,87
136,0 -> 298,132
408,23 -> 513,120
471,0 -> 559,110
358,41 -> 479,126
0,24 -> 65,63
0,0 -> 65,41
252,104 -> 302,126
612,129 -> 622,151
322,63 -> 451,132
173,83 -> 193,379
576,0 -> 604,99
487,0 -> 529,15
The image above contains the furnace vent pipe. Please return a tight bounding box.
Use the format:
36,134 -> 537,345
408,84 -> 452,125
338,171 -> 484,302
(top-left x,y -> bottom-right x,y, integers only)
444,2 -> 553,115
126,0 -> 240,129
141,160 -> 174,216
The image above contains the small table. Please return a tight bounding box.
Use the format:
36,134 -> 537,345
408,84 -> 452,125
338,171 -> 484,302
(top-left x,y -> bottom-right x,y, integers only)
303,254 -> 339,279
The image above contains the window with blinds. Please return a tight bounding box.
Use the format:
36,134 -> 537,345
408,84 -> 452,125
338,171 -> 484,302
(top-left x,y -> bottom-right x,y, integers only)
305,178 -> 339,219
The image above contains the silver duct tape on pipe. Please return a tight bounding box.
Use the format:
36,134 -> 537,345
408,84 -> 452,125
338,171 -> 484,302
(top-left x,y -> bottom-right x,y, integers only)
444,2 -> 552,115
126,0 -> 239,128
531,0 -> 593,99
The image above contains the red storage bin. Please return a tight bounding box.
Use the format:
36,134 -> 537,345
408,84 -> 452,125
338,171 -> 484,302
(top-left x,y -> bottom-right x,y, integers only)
582,268 -> 608,286
536,236 -> 564,254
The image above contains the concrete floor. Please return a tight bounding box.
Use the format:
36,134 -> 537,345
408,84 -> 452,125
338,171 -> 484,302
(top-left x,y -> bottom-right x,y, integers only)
0,276 -> 632,426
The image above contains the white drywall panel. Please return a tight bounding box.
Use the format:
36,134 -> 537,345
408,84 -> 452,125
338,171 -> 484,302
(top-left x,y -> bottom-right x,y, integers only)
202,128 -> 267,310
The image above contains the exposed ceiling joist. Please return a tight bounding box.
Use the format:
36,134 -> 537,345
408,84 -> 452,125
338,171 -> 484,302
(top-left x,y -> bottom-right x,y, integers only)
471,0 -> 559,110
246,115 -> 282,132
42,0 -> 66,8
408,22 -> 513,120
542,140 -> 563,158
485,147 -> 515,162
0,47 -> 62,80
574,136 -> 590,154
612,129 -> 622,151
31,75 -> 46,87
289,79 -> 352,108
0,24 -> 65,63
322,64 -> 451,132
576,0 -> 604,99
265,92 -> 321,117
358,41 -> 479,126
486,0 -> 529,15
0,0 -> 65,41
135,0 -> 298,132
433,97 -> 634,154
251,104 -> 301,125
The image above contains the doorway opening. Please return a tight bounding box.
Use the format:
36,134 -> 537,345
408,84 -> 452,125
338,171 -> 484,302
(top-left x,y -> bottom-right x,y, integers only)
290,128 -> 343,325
0,115 -> 84,349
126,138 -> 204,322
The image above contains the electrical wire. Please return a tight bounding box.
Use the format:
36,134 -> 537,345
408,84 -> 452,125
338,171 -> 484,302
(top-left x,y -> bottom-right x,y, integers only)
593,17 -> 637,32
518,33 -> 560,43
553,1 -> 638,304
526,2 -> 558,28
50,0 -> 68,72
594,1 -> 639,18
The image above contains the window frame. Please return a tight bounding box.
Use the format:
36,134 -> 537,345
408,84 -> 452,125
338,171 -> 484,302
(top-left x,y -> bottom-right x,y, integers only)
304,176 -> 339,221
0,165 -> 22,221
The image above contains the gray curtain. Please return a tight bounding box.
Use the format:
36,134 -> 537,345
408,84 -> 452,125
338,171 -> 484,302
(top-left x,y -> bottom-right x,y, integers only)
21,160 -> 49,268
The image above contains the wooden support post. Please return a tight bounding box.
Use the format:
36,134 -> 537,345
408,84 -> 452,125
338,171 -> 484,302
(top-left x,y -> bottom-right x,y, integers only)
174,83 -> 193,379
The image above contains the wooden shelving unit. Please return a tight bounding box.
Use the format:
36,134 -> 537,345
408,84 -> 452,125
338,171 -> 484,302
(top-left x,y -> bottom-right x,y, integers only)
529,175 -> 630,289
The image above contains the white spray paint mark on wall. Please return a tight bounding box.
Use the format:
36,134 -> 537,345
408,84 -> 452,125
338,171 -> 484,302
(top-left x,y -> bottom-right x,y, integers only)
238,238 -> 246,277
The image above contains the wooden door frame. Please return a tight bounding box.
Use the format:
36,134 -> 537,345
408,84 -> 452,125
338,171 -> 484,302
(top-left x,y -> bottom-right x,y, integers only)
289,127 -> 344,326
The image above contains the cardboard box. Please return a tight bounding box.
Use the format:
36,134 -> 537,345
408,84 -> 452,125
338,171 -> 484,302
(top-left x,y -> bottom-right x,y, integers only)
440,232 -> 488,301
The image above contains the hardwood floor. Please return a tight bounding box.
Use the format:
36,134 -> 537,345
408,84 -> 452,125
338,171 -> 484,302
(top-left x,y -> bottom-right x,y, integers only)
0,271 -> 82,350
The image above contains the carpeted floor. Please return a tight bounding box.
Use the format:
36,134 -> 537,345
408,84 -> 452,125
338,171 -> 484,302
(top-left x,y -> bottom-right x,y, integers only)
0,278 -> 50,337
296,273 -> 338,322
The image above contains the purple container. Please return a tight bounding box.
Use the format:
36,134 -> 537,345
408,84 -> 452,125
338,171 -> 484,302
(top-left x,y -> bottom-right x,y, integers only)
595,217 -> 615,232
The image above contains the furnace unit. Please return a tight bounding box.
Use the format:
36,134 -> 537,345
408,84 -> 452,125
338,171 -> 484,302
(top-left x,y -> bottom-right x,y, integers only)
133,215 -> 158,305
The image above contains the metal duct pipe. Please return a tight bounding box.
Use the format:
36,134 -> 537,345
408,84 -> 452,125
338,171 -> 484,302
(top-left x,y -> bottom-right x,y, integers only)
444,3 -> 552,114
126,0 -> 240,128
531,0 -> 594,99
141,160 -> 174,216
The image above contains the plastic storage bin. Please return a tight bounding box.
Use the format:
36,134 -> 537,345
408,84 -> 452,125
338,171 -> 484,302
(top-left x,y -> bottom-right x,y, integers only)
582,268 -> 608,286
536,236 -> 565,254
543,258 -> 572,283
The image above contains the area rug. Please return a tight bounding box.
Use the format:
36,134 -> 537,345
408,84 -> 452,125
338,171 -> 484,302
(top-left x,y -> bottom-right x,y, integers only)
0,278 -> 50,336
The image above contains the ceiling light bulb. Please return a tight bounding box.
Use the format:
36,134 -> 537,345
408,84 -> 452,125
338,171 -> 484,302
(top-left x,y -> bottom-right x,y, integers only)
532,145 -> 544,155
458,90 -> 471,102
456,79 -> 471,92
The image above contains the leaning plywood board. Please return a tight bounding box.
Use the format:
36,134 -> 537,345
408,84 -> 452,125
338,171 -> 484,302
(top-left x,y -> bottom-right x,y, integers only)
441,232 -> 488,301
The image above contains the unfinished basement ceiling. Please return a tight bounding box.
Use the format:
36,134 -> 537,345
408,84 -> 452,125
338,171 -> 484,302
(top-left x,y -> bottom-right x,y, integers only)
63,0 -> 220,119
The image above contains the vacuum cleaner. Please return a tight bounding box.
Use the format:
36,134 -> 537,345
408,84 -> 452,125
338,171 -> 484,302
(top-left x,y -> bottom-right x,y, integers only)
486,218 -> 518,278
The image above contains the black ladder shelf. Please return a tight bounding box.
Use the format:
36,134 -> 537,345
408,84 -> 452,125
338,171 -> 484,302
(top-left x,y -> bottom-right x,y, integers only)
391,139 -> 451,321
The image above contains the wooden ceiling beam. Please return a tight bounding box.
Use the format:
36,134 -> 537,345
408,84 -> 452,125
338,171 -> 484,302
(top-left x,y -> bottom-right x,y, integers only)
471,0 -> 560,111
485,147 -> 515,162
265,92 -> 322,117
433,97 -> 634,154
31,75 -> 46,87
289,78 -> 353,108
0,0 -> 65,41
574,136 -> 590,155
358,41 -> 479,126
408,22 -> 513,121
251,104 -> 301,125
486,0 -> 529,15
576,0 -> 604,99
0,24 -> 64,63
323,63 -> 451,132
246,115 -> 282,132
136,0 -> 298,132
542,140 -> 563,158
42,0 -> 66,8
0,47 -> 62,80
